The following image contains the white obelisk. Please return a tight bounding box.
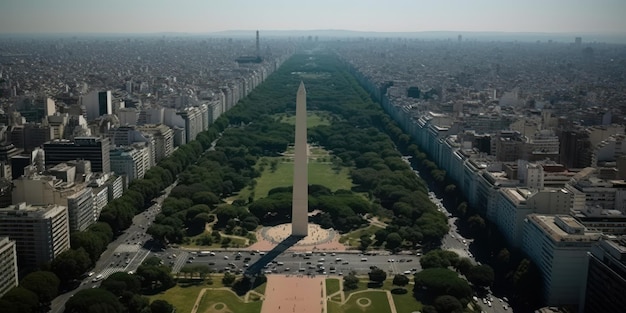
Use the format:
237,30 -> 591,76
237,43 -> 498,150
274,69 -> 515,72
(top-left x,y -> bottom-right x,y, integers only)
291,81 -> 308,237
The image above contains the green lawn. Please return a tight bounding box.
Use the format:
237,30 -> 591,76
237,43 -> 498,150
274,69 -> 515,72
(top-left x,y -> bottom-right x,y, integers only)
253,281 -> 267,295
148,284 -> 207,313
240,159 -> 352,200
392,292 -> 423,313
326,278 -> 341,295
332,291 -> 393,313
195,289 -> 262,313
339,225 -> 383,248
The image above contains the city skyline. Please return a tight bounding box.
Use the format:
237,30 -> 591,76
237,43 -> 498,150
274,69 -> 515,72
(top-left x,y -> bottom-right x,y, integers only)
1,0 -> 626,35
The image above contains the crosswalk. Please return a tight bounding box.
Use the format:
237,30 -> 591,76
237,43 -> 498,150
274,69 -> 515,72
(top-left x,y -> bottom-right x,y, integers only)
171,251 -> 189,273
98,267 -> 128,279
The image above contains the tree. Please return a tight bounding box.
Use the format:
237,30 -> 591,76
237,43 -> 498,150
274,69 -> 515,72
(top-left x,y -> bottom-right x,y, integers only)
385,232 -> 403,250
51,248 -> 92,283
368,267 -> 387,285
150,300 -> 175,313
19,271 -> 60,303
222,272 -> 236,286
343,271 -> 359,290
392,274 -> 409,287
414,268 -> 472,301
467,264 -> 494,288
2,287 -> 38,313
101,272 -> 142,296
454,258 -> 473,275
359,235 -> 372,251
434,295 -> 463,313
64,288 -> 124,313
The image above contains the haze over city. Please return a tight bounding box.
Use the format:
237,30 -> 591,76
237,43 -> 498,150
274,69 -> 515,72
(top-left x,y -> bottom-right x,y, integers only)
1,1 -> 626,313
1,0 -> 626,35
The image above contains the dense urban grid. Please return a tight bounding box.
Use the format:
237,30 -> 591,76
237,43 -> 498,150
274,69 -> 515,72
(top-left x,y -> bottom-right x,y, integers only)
0,33 -> 624,313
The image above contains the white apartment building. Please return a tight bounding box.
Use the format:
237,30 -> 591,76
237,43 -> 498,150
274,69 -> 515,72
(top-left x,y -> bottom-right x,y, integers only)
522,214 -> 601,307
0,203 -> 70,268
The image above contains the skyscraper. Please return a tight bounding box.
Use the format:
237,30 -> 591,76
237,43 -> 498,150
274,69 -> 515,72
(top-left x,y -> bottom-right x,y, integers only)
291,82 -> 308,237
83,90 -> 112,121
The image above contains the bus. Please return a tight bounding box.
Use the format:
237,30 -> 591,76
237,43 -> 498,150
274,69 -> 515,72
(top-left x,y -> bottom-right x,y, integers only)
198,251 -> 211,257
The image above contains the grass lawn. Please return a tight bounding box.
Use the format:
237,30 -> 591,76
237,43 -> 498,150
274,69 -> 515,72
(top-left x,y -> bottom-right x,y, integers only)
148,284 -> 207,313
339,225 -> 383,248
326,278 -> 341,295
253,281 -> 267,295
242,159 -> 352,200
336,291 -> 393,313
392,292 -> 423,313
195,289 -> 262,313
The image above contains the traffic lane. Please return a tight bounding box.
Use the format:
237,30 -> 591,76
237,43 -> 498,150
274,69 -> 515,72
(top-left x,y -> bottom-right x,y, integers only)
177,252 -> 422,275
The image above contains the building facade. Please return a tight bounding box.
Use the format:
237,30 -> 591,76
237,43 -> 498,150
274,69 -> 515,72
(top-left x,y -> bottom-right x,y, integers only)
0,203 -> 70,269
522,214 -> 601,307
44,137 -> 111,173
0,237 -> 18,298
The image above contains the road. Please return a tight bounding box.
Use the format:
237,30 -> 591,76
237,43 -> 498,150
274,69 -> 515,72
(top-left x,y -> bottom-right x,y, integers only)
49,182 -> 176,313
427,188 -> 511,313
49,136 -> 222,313
157,249 -> 422,277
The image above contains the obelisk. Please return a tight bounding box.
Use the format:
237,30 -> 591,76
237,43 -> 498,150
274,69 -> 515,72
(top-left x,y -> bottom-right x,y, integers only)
291,81 -> 308,237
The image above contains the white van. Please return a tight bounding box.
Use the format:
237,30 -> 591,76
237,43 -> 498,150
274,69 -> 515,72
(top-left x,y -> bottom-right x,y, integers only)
92,274 -> 103,282
360,257 -> 368,262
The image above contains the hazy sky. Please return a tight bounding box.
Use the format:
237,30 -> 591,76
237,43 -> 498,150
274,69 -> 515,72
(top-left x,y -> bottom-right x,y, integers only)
1,0 -> 625,34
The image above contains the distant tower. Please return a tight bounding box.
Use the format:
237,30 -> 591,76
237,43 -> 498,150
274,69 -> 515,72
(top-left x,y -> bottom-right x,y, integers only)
458,34 -> 462,42
256,30 -> 260,58
575,37 -> 582,46
291,82 -> 308,237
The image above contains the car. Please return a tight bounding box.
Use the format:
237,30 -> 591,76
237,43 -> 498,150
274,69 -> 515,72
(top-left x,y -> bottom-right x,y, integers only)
223,256 -> 229,260
127,271 -> 134,275
342,261 -> 349,265
208,262 -> 216,265
399,259 -> 406,262
387,259 -> 395,262
407,259 -> 413,262
92,274 -> 104,282
88,272 -> 95,277
416,252 -> 422,256
187,260 -> 193,263
244,263 -> 249,267
403,270 -> 412,274
487,301 -> 492,307
503,304 -> 508,310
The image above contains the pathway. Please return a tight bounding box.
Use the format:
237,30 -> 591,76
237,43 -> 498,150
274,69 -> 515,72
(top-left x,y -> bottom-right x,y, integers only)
189,287 -> 264,313
327,283 -> 399,313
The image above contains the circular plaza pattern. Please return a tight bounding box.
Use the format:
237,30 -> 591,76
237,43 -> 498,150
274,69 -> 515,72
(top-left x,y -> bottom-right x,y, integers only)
260,223 -> 336,246
356,297 -> 372,307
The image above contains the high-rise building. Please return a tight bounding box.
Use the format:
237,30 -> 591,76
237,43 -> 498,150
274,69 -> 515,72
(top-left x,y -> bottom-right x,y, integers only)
136,124 -> 174,162
12,169 -> 96,232
109,144 -> 151,182
522,214 -> 601,307
44,137 -> 111,173
0,237 -> 18,298
83,90 -> 112,121
583,236 -> 626,313
0,203 -> 70,269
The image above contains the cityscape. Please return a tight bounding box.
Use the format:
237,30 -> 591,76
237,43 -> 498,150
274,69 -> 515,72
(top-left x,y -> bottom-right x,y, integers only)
0,1 -> 625,313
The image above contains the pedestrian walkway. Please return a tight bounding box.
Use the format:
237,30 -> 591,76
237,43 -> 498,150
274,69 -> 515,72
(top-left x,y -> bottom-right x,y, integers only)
261,275 -> 325,313
98,267 -> 126,279
171,251 -> 189,273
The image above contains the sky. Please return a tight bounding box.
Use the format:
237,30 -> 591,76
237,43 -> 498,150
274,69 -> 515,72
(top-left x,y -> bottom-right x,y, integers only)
1,0 -> 625,34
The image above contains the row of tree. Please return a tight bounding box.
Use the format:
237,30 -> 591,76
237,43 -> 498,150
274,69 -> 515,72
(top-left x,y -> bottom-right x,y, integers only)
65,257 -> 175,313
